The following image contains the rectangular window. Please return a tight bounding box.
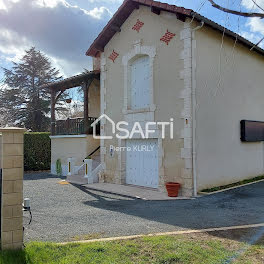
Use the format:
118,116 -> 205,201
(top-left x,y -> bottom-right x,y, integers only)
241,120 -> 264,142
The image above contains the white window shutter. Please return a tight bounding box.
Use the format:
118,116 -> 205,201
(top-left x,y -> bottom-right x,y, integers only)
130,56 -> 150,110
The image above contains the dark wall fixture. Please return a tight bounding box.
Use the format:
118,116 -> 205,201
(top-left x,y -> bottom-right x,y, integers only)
241,120 -> 264,142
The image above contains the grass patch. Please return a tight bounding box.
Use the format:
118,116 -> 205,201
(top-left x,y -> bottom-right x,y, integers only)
0,250 -> 26,264
201,175 -> 264,193
0,233 -> 263,264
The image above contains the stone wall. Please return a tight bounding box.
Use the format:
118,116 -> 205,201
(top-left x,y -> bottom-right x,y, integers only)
0,128 -> 26,250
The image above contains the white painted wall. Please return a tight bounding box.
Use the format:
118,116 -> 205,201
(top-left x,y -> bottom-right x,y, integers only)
50,135 -> 99,176
195,25 -> 264,190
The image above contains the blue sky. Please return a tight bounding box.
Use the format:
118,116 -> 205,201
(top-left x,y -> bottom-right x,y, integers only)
0,0 -> 263,81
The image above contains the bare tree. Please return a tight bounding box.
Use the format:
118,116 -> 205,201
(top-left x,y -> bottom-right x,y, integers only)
208,0 -> 264,18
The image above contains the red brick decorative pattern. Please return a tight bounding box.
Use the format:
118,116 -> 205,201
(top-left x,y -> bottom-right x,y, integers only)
108,50 -> 119,62
132,19 -> 144,33
160,30 -> 176,45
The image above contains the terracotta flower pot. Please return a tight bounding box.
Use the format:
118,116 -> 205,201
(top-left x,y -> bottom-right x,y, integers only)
165,182 -> 181,197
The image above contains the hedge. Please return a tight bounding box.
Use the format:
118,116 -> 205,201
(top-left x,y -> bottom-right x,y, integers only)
24,132 -> 51,171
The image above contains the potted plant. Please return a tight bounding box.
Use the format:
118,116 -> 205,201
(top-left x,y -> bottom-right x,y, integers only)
165,182 -> 181,197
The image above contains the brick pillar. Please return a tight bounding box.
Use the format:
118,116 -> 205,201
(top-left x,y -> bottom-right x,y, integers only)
0,128 -> 26,250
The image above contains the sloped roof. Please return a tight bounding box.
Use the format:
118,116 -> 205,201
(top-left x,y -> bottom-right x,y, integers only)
86,0 -> 264,57
41,71 -> 100,91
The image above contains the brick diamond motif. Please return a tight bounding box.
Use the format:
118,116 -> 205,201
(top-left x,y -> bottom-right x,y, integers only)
160,30 -> 176,45
132,19 -> 144,33
108,50 -> 119,62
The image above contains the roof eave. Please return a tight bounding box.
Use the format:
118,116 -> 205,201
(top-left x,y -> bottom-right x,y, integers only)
193,13 -> 264,56
41,71 -> 100,91
86,0 -> 135,57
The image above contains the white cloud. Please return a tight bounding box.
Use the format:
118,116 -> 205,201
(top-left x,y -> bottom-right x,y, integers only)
88,6 -> 112,19
0,29 -> 29,62
0,0 -> 112,77
241,0 -> 264,48
242,0 -> 264,11
33,0 -> 65,8
241,31 -> 259,42
0,0 -> 7,10
88,0 -> 122,3
0,0 -> 20,10
241,31 -> 264,48
247,17 -> 264,34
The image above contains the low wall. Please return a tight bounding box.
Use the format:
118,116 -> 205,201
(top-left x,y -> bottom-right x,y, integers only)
50,135 -> 99,176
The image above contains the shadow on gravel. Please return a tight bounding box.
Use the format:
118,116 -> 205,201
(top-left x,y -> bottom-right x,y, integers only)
72,181 -> 264,244
24,172 -> 66,181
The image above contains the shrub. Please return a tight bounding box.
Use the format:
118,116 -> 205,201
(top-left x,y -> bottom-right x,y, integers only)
56,159 -> 62,176
24,132 -> 51,171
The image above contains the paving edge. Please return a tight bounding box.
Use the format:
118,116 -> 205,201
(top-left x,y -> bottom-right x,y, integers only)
59,223 -> 264,245
198,179 -> 264,196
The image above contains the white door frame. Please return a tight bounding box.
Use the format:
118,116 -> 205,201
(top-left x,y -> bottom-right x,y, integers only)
126,138 -> 159,188
118,128 -> 165,191
122,41 -> 156,115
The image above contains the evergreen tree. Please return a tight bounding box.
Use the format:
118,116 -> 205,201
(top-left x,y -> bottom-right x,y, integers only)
0,47 -> 62,131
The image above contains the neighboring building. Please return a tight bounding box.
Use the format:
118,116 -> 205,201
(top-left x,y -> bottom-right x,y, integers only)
48,0 -> 264,197
42,72 -> 101,180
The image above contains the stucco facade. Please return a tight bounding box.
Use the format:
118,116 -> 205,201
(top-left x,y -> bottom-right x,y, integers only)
94,3 -> 264,196
88,79 -> 100,118
99,6 -> 194,196
195,25 -> 264,191
45,0 -> 264,197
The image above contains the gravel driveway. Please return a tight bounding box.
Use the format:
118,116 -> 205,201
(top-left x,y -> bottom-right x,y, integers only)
24,172 -> 264,242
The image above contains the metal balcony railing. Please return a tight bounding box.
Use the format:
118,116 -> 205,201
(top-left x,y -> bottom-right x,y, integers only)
55,117 -> 100,135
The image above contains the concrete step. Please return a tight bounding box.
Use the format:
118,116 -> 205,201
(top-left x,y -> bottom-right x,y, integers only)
92,154 -> 101,163
92,160 -> 101,170
76,168 -> 85,176
91,150 -> 101,162
67,174 -> 87,185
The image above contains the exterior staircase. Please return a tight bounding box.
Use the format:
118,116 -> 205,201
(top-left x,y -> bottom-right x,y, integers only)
66,147 -> 102,185
66,167 -> 88,185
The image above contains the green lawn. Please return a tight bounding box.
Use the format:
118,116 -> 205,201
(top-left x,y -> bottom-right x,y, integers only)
1,233 -> 263,264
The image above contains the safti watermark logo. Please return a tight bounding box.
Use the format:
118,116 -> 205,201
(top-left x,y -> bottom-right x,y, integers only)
91,114 -> 174,140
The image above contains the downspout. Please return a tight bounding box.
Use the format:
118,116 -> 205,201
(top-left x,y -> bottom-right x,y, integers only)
191,21 -> 204,197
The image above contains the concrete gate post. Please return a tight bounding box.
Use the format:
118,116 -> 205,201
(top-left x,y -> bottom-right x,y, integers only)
0,128 -> 26,250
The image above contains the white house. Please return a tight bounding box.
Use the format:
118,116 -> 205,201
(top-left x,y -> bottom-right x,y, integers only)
86,0 -> 264,197
48,0 -> 264,197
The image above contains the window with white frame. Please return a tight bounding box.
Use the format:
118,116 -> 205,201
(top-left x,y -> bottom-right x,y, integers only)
129,55 -> 150,110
